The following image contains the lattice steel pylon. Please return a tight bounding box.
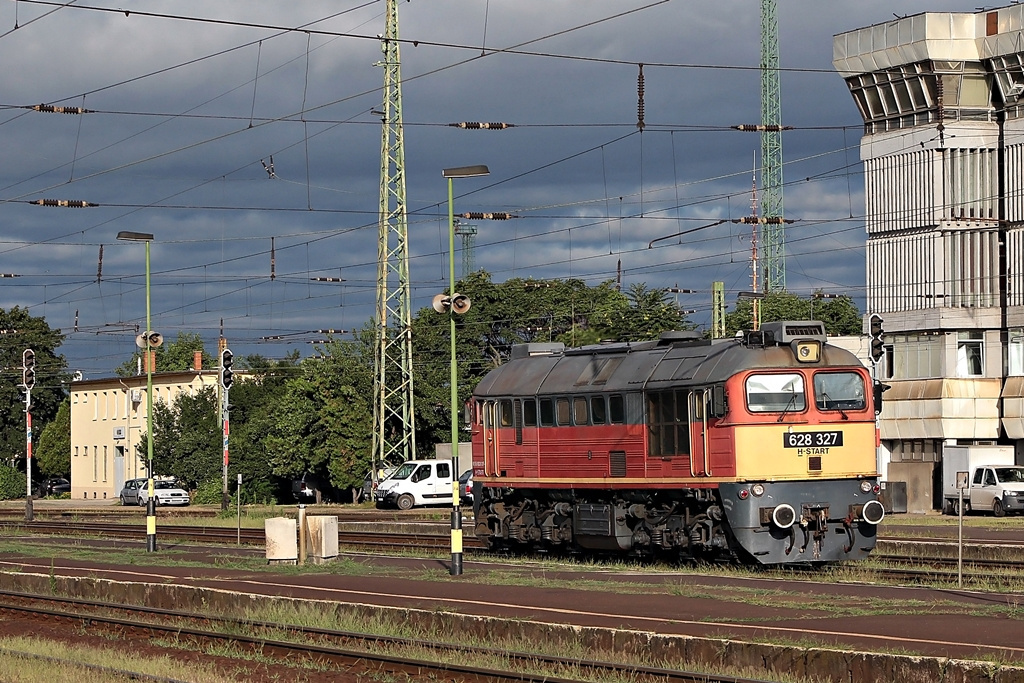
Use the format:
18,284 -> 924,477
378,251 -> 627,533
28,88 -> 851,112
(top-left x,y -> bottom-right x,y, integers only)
372,0 -> 416,475
760,0 -> 785,291
453,219 -> 477,279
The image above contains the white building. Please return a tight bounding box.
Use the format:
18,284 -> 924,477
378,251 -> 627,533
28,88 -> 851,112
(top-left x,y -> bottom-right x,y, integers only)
834,6 -> 1024,512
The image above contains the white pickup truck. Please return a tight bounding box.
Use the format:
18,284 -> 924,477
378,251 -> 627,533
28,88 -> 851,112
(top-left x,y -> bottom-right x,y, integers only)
942,445 -> 1024,517
375,459 -> 453,510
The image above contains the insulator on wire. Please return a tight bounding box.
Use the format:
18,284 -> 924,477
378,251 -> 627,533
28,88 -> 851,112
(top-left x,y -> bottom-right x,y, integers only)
733,216 -> 791,225
637,63 -> 645,131
732,124 -> 792,132
32,199 -> 97,208
33,104 -> 91,115
449,122 -> 513,130
459,212 -> 517,220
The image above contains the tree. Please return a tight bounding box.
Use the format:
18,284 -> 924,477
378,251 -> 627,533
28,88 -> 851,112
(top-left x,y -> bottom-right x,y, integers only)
36,398 -> 70,477
115,331 -> 214,377
608,283 -> 695,342
144,386 -> 220,488
0,307 -> 68,473
724,291 -> 862,336
225,352 -> 302,502
410,273 -> 696,452
263,341 -> 373,502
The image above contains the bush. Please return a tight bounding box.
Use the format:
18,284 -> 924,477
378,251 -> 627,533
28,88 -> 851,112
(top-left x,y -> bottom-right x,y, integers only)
0,466 -> 27,500
191,478 -> 223,505
192,478 -> 279,506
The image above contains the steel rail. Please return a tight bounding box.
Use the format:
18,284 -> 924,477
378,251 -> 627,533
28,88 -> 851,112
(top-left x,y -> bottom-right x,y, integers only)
0,590 -> 768,683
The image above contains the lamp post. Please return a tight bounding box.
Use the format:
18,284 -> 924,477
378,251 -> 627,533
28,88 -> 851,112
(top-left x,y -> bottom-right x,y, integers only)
441,164 -> 489,577
117,230 -> 157,552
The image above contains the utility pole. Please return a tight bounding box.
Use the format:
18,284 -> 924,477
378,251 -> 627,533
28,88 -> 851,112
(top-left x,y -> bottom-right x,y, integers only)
372,0 -> 416,483
220,346 -> 233,511
22,349 -> 35,521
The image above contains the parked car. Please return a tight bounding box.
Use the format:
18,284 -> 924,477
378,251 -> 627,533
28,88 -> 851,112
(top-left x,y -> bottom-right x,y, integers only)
458,469 -> 473,505
119,478 -> 147,506
292,472 -> 334,504
36,477 -> 71,497
137,480 -> 190,507
360,466 -> 397,503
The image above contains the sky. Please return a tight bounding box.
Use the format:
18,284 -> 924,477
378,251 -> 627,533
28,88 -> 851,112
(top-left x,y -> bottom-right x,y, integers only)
0,0 -> 977,378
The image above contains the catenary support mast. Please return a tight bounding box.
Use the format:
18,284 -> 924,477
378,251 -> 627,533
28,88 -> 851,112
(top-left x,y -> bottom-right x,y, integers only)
761,0 -> 786,291
372,0 -> 416,480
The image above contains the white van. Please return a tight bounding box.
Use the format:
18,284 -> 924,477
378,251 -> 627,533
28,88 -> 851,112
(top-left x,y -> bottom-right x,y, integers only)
375,459 -> 453,510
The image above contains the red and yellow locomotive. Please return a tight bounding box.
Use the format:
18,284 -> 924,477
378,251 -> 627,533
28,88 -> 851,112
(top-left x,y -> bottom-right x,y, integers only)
469,320 -> 885,565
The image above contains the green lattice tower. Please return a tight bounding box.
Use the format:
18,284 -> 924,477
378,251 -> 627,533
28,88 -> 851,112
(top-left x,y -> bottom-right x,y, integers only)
372,0 -> 416,473
761,0 -> 786,291
712,281 -> 726,339
454,220 -> 478,279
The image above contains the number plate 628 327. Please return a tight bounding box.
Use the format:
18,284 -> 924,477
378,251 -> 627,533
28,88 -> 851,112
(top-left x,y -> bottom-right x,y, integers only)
783,431 -> 843,448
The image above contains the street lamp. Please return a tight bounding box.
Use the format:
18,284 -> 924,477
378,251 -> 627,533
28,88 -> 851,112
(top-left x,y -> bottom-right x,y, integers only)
117,230 -> 158,553
441,164 -> 489,577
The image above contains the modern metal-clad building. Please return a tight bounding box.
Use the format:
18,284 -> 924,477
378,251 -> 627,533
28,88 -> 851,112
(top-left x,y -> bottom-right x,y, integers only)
834,6 -> 1024,511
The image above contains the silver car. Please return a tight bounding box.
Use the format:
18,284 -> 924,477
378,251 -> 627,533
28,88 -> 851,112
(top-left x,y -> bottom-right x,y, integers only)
118,478 -> 147,506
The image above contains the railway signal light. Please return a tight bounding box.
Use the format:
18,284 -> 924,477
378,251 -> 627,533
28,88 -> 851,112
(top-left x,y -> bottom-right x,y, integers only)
22,349 -> 35,390
220,348 -> 233,390
869,314 -> 884,362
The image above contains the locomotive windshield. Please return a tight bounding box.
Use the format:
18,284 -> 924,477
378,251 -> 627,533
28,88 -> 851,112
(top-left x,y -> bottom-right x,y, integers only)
813,372 -> 867,412
745,373 -> 805,412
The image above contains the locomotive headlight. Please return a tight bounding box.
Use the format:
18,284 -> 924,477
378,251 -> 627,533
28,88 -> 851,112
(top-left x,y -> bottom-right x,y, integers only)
794,340 -> 820,363
751,483 -> 765,497
859,480 -> 873,493
737,489 -> 750,500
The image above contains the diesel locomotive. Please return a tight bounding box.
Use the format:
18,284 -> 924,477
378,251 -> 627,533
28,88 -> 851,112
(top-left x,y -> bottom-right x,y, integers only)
469,320 -> 886,565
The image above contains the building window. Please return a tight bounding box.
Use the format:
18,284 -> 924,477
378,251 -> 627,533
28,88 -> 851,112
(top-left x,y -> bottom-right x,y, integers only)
1010,329 -> 1024,376
892,334 -> 940,379
957,331 -> 984,377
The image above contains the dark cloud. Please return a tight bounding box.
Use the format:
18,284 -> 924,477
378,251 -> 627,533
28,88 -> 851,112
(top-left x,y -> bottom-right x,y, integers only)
0,0 -> 973,375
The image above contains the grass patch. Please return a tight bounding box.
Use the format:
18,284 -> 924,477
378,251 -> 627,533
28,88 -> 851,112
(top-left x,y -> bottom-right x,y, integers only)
0,636 -> 235,682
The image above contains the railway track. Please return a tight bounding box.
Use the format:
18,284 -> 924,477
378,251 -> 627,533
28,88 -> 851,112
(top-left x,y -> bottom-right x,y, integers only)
3,518 -> 1022,587
0,519 -> 489,551
0,589 -> 769,683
